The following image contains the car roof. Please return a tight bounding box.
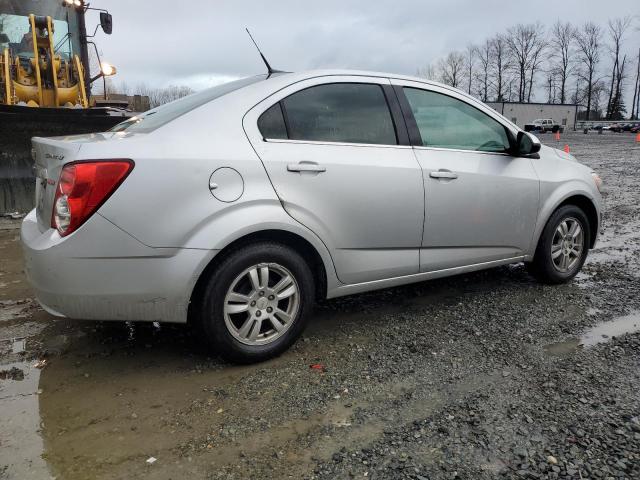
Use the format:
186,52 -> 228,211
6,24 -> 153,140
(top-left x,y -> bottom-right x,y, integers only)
270,68 -> 456,91
227,69 -> 519,132
259,69 -> 491,113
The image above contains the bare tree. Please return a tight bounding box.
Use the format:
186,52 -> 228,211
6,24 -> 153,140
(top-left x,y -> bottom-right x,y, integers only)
132,83 -> 195,108
474,40 -> 491,101
550,21 -> 575,104
464,44 -> 476,95
546,71 -> 558,103
417,64 -> 438,81
505,23 -> 545,102
591,81 -> 608,119
437,51 -> 466,88
527,32 -> 547,102
571,77 -> 583,105
574,22 -> 603,121
490,34 -> 509,102
413,17 -> 636,112
506,77 -> 518,101
605,17 -> 632,119
632,48 -> 640,119
115,81 -> 132,96
636,22 -> 640,119
608,55 -> 627,119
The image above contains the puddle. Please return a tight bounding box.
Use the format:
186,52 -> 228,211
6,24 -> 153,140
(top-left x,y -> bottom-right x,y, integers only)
0,361 -> 50,478
544,311 -> 640,356
0,299 -> 34,322
12,338 -> 26,354
581,312 -> 640,345
544,338 -> 582,357
586,224 -> 640,274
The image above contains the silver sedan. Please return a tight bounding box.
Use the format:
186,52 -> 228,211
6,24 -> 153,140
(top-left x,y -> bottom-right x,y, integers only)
21,70 -> 603,363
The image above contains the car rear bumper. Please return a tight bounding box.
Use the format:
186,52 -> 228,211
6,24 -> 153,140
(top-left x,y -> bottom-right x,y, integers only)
20,210 -> 216,323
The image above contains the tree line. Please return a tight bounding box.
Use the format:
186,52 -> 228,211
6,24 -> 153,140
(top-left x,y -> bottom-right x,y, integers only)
420,17 -> 640,121
101,80 -> 195,109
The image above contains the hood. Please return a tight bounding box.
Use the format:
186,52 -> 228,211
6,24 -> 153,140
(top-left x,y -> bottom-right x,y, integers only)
539,144 -> 578,163
552,147 -> 578,163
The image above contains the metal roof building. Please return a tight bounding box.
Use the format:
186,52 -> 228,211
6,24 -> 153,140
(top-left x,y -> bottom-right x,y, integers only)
486,102 -> 579,130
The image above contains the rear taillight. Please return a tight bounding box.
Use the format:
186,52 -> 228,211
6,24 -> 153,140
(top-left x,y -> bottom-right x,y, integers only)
51,160 -> 134,237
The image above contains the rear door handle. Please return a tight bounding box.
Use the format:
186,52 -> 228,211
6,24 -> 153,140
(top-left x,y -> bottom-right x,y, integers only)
287,163 -> 326,173
429,170 -> 458,180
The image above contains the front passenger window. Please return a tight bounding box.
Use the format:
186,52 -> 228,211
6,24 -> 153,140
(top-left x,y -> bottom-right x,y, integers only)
403,88 -> 511,153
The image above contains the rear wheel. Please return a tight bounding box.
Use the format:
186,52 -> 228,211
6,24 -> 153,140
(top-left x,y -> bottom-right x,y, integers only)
527,205 -> 590,284
198,242 -> 315,363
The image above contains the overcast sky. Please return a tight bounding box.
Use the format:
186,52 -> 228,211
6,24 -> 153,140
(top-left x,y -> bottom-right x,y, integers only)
88,0 -> 639,102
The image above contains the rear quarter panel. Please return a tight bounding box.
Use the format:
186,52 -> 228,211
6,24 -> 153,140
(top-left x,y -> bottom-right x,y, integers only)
89,90 -> 341,292
89,97 -> 274,248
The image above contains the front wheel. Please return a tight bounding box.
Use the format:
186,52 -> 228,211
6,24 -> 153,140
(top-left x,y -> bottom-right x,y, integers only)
197,242 -> 315,363
527,205 -> 590,284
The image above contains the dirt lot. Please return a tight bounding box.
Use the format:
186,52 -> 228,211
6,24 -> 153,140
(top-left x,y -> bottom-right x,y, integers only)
1,131 -> 639,480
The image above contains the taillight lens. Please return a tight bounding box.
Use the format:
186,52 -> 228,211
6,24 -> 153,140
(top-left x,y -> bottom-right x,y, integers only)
51,160 -> 133,237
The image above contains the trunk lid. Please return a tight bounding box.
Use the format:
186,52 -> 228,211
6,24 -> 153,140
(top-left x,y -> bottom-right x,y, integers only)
32,137 -> 83,232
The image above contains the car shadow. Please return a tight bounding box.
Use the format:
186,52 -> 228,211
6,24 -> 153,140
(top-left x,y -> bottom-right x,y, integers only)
37,262 -> 537,366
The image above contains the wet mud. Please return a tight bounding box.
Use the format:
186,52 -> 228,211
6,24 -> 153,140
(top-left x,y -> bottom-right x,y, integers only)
1,131 -> 639,479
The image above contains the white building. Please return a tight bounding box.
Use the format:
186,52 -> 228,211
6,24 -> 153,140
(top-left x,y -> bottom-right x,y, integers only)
486,102 -> 579,130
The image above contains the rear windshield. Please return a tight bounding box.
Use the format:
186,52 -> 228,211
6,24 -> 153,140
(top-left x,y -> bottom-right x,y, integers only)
109,75 -> 265,133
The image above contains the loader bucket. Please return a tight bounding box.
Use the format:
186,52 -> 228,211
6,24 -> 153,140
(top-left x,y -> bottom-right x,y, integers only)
0,105 -> 127,214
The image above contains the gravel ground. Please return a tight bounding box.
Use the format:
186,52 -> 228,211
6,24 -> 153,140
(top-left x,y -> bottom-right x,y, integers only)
0,131 -> 639,480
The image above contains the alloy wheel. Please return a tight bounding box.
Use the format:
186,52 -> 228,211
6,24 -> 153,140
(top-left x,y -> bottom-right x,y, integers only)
551,217 -> 584,273
223,263 -> 300,346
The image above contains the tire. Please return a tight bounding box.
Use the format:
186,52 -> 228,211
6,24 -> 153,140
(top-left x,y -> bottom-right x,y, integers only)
527,205 -> 591,284
197,242 -> 315,364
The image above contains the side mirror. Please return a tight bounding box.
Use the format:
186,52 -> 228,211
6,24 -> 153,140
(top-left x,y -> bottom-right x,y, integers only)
100,12 -> 113,35
0,33 -> 9,43
516,131 -> 541,156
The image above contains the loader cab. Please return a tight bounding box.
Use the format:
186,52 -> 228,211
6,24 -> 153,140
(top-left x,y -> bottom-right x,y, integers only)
0,0 -> 96,107
0,1 -> 83,60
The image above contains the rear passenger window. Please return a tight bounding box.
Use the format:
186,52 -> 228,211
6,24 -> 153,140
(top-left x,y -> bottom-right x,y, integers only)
281,83 -> 397,145
258,103 -> 288,140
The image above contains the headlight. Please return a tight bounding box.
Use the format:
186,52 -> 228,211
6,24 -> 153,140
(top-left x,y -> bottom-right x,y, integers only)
591,172 -> 603,192
100,62 -> 117,77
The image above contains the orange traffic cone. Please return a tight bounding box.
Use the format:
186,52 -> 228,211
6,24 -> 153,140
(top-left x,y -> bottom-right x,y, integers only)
636,133 -> 640,143
555,131 -> 561,141
564,144 -> 570,153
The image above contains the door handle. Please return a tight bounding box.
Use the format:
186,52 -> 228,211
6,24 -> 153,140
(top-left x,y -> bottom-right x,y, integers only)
429,170 -> 458,180
287,163 -> 326,173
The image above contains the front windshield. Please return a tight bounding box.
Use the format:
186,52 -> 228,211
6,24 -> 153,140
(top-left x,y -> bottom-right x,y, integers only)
0,1 -> 81,58
110,76 -> 266,133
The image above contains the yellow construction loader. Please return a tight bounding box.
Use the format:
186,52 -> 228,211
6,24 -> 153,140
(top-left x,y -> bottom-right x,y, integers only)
0,0 -> 127,213
1,13 -> 90,108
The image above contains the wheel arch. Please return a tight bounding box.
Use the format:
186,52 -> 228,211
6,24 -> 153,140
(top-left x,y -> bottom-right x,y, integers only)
188,229 -> 330,324
556,195 -> 599,248
532,190 -> 600,256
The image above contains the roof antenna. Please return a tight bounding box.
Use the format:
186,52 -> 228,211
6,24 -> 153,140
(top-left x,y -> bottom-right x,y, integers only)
245,28 -> 282,77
